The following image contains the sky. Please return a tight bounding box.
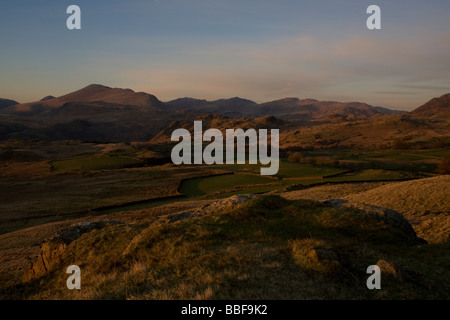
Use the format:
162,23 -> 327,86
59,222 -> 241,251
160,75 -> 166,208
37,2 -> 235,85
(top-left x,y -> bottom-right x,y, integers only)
1,0 -> 450,111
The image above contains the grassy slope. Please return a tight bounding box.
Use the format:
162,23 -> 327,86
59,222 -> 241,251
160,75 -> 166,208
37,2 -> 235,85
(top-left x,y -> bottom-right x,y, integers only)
51,155 -> 142,172
4,196 -> 449,300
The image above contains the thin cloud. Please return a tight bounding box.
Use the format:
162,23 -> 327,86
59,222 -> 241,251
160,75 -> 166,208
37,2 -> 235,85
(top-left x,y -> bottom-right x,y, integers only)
116,30 -> 450,109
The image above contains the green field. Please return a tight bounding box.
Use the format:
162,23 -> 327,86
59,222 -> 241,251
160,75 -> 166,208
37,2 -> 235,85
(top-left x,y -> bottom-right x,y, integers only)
276,162 -> 345,178
327,169 -> 418,182
181,161 -> 349,197
301,148 -> 448,160
180,173 -> 276,196
212,161 -> 346,178
180,161 -> 417,198
51,155 -> 142,172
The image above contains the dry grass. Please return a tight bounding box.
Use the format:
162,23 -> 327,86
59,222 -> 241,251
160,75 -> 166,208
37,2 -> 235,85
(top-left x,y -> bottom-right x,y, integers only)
281,176 -> 450,243
2,196 -> 448,300
281,181 -> 389,201
0,198 -> 212,286
344,176 -> 450,243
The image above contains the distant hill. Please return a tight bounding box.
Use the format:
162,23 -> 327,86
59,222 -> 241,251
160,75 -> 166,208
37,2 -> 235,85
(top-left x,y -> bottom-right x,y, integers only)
0,84 -> 448,144
255,98 -> 404,120
150,114 -> 287,144
0,85 -> 181,142
150,112 -> 450,149
40,96 -> 55,101
0,98 -> 18,110
410,93 -> 450,119
167,96 -> 403,120
166,97 -> 257,117
6,84 -> 164,114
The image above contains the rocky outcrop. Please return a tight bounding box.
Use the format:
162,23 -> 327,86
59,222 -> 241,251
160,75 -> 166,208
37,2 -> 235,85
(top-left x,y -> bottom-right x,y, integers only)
376,259 -> 404,281
322,199 -> 423,242
23,220 -> 122,282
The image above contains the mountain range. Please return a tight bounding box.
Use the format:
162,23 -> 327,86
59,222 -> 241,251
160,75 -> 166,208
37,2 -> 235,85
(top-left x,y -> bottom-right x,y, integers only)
0,84 -> 449,147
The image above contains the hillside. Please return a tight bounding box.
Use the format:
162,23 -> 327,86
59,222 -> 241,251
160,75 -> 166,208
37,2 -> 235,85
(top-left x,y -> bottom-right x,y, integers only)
344,176 -> 450,243
150,112 -> 450,149
1,194 -> 449,299
283,176 -> 450,243
280,113 -> 450,149
150,114 -> 287,144
410,93 -> 450,120
0,98 -> 18,110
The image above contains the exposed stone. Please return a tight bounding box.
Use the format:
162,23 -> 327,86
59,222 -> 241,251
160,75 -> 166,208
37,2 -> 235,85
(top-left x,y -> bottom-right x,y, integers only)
162,194 -> 259,223
200,194 -> 259,213
352,204 -> 420,241
323,199 -> 423,242
57,220 -> 122,244
23,238 -> 67,282
322,199 -> 348,207
376,259 -> 404,281
23,220 -> 122,282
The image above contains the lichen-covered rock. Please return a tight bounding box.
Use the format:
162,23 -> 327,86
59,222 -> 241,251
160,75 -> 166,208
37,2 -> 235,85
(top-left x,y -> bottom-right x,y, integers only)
23,238 -> 67,282
23,220 -> 122,282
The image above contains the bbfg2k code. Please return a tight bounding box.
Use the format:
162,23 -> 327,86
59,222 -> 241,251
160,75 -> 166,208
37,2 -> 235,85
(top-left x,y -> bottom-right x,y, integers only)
226,305 -> 267,315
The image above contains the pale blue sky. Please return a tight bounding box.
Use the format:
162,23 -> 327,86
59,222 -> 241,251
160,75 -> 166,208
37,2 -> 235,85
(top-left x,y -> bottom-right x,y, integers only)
1,0 -> 450,110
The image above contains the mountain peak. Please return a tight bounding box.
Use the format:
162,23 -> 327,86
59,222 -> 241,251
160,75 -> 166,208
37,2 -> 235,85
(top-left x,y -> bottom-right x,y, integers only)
213,97 -> 257,104
44,84 -> 162,109
84,83 -> 112,90
40,95 -> 55,101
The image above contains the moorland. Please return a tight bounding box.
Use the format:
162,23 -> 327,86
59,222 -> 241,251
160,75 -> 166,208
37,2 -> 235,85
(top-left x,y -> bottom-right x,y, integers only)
0,85 -> 449,299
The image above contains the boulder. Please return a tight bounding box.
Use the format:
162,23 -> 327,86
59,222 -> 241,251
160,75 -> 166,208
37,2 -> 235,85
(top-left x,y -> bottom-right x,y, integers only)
23,238 -> 67,282
323,199 -> 424,242
376,259 -> 404,281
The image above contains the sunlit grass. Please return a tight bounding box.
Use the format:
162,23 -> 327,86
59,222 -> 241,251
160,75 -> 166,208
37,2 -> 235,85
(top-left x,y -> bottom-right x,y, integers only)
7,196 -> 449,300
